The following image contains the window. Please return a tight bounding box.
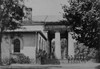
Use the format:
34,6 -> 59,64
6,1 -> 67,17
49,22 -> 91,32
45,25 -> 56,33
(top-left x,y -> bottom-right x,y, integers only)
13,39 -> 20,53
39,37 -> 42,50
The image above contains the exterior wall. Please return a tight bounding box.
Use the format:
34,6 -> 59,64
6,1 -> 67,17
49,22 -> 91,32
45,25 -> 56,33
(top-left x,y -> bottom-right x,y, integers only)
1,33 -> 37,60
20,33 -> 36,59
22,33 -> 36,47
1,31 -> 47,62
1,35 -> 11,60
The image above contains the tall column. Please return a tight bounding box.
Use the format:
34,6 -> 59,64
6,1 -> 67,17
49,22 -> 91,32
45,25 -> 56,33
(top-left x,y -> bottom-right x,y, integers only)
55,31 -> 61,59
68,32 -> 75,57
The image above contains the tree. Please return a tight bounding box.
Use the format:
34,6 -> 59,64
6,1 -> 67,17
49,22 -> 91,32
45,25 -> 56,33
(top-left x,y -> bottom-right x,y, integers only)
62,0 -> 100,49
74,42 -> 97,59
0,0 -> 24,64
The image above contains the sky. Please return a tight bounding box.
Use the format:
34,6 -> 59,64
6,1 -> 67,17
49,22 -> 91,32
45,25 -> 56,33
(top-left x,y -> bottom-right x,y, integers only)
24,0 -> 69,16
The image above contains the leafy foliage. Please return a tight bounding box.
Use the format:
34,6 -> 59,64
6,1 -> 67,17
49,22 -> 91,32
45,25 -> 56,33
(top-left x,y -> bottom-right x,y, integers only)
10,53 -> 30,64
0,0 -> 24,65
0,0 -> 24,30
62,0 -> 100,49
74,42 -> 97,59
2,58 -> 11,65
61,38 -> 67,59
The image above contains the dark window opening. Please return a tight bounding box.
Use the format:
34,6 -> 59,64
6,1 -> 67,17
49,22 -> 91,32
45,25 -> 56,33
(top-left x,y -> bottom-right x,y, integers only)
13,39 -> 20,53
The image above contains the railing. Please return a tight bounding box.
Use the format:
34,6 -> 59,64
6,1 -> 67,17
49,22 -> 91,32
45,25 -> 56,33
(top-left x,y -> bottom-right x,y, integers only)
65,56 -> 88,63
40,55 -> 89,64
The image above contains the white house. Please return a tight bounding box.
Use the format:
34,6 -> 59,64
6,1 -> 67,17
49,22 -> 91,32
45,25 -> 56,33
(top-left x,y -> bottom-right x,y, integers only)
1,22 -> 48,63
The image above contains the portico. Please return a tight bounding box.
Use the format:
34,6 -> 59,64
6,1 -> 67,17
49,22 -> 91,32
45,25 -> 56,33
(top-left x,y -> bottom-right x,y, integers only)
44,22 -> 75,59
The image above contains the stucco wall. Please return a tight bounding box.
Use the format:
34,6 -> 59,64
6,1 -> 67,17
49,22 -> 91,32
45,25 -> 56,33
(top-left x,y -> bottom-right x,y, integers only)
1,31 -> 47,61
20,33 -> 37,59
1,33 -> 37,60
21,32 -> 47,60
1,35 -> 11,60
22,33 -> 36,47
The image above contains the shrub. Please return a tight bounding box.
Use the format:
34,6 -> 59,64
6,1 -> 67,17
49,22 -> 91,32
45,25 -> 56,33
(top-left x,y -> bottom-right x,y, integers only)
10,53 -> 30,64
94,51 -> 100,63
2,58 -> 11,65
36,50 -> 48,64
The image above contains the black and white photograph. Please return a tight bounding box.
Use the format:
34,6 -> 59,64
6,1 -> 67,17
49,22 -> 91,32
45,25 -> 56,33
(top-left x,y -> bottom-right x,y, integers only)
0,0 -> 100,69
